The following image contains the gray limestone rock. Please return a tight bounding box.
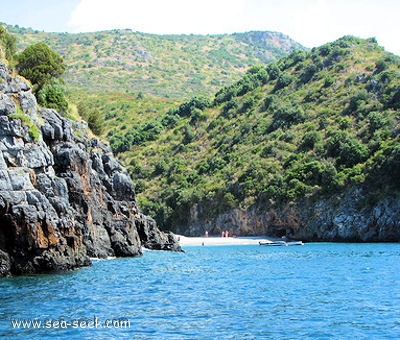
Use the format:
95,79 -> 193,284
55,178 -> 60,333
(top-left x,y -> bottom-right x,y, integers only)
0,59 -> 181,277
19,91 -> 37,117
0,93 -> 16,116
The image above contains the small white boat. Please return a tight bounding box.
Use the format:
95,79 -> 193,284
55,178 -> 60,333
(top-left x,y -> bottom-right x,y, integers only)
285,241 -> 304,246
259,240 -> 304,246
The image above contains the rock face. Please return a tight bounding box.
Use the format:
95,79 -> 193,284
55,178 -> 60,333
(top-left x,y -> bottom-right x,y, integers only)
0,61 -> 180,277
292,188 -> 400,242
178,187 -> 400,242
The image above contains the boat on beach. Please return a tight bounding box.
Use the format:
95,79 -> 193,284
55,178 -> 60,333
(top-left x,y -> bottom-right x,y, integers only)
259,240 -> 304,246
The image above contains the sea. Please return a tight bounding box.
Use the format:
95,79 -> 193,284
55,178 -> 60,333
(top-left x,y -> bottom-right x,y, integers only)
1,242 -> 399,339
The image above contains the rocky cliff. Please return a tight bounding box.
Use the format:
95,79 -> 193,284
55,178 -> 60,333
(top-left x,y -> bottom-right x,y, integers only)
0,61 -> 180,277
178,187 -> 400,242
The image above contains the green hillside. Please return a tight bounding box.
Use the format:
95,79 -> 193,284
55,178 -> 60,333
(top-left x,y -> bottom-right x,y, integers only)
8,25 -> 304,98
97,36 -> 400,232
6,24 -> 400,237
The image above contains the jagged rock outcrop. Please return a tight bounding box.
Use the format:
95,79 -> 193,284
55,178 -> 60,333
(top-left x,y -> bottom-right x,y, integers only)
178,187 -> 400,242
292,188 -> 400,242
0,61 -> 180,277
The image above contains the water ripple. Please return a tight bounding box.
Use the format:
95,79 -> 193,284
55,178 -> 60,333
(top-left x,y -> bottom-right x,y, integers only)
1,243 -> 399,339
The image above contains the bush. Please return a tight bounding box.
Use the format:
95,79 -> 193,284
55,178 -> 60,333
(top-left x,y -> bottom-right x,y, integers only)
269,102 -> 307,131
375,55 -> 399,73
174,96 -> 211,117
367,111 -> 388,134
323,75 -> 335,87
161,112 -> 179,128
368,143 -> 400,188
37,79 -> 68,113
266,62 -> 281,80
300,62 -> 318,83
241,96 -> 258,113
214,86 -> 235,105
154,159 -> 168,175
214,66 -> 269,105
384,85 -> 400,109
326,130 -> 368,167
222,98 -> 239,117
300,130 -> 322,150
190,107 -> 208,124
182,124 -> 195,144
346,89 -> 370,114
274,73 -> 294,91
77,102 -> 104,135
246,64 -> 269,84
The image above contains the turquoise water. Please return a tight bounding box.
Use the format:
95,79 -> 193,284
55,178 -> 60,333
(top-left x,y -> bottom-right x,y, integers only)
1,243 -> 400,339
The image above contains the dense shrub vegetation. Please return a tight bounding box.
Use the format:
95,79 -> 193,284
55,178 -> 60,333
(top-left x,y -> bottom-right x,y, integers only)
9,26 -> 303,99
91,36 -> 400,230
5,26 -> 400,232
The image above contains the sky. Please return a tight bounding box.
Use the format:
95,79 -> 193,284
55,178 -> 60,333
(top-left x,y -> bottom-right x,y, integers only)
1,0 -> 399,55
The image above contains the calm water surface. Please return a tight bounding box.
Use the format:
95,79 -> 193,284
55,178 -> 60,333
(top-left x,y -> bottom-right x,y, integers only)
1,243 -> 399,339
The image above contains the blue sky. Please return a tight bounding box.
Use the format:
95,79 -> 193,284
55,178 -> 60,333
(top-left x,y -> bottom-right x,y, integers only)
1,0 -> 400,55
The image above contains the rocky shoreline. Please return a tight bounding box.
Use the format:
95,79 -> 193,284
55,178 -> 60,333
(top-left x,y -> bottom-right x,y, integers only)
0,61 -> 180,277
175,189 -> 400,242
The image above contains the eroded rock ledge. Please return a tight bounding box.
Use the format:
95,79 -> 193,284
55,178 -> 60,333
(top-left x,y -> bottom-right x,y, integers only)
0,61 -> 180,277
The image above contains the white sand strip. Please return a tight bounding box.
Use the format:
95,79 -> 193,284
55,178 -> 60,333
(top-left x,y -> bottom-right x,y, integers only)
177,235 -> 277,247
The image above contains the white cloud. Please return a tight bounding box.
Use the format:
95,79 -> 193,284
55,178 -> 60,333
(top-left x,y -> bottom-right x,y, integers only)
68,0 -> 400,55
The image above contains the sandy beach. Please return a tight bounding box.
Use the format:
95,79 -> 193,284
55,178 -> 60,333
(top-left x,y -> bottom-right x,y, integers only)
177,235 -> 277,247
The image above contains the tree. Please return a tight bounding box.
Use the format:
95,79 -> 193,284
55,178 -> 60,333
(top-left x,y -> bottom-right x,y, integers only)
16,42 -> 66,92
17,43 -> 68,112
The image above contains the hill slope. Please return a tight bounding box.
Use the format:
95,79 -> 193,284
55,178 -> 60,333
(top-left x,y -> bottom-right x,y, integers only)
105,36 -> 400,240
8,26 -> 304,98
